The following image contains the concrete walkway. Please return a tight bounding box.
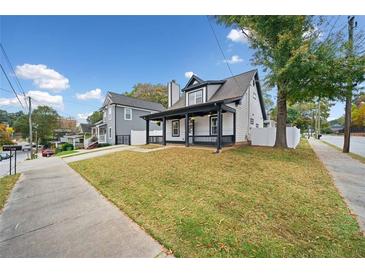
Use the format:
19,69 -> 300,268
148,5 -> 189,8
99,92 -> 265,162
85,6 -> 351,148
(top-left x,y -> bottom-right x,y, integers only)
309,138 -> 365,232
0,157 -> 168,257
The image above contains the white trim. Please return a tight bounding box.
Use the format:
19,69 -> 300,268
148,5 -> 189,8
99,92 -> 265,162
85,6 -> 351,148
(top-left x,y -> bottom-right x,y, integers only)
124,107 -> 132,120
186,88 -> 204,106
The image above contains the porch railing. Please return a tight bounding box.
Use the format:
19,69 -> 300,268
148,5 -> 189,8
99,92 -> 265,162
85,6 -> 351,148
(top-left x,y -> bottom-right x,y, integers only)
189,135 -> 235,146
149,136 -> 163,144
150,135 -> 235,146
98,134 -> 107,143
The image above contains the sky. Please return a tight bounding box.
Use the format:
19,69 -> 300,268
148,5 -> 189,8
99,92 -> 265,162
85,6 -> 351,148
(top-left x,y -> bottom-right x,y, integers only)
0,16 -> 364,122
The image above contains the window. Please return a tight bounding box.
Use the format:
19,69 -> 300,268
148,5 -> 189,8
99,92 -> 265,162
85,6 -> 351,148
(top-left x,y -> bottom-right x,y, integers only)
210,116 -> 218,135
108,127 -> 112,139
172,120 -> 180,137
188,89 -> 203,105
124,108 -> 132,120
103,111 -> 106,122
250,118 -> 254,125
108,107 -> 112,120
256,123 -> 259,128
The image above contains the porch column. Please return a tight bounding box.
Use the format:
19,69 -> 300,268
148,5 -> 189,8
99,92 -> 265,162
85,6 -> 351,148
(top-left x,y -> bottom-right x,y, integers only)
162,117 -> 166,146
233,112 -> 236,144
146,119 -> 150,144
217,104 -> 222,152
185,113 -> 189,147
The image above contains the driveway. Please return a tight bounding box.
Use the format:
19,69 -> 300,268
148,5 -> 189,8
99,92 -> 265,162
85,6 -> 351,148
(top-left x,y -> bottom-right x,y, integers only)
309,138 -> 365,233
321,135 -> 365,158
0,156 -> 168,257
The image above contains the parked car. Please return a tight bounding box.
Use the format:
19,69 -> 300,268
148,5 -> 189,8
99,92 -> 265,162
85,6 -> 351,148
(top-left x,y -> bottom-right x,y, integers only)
0,152 -> 11,161
41,148 -> 54,157
22,143 -> 31,151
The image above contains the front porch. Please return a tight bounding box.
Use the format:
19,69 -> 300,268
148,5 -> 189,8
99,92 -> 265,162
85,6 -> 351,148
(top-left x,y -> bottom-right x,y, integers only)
143,102 -> 236,152
91,121 -> 107,144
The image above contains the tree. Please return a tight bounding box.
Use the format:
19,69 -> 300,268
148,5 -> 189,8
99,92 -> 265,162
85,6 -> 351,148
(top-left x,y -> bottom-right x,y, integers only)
13,114 -> 29,139
14,106 -> 60,144
32,106 -> 60,144
125,83 -> 168,108
352,103 -> 365,127
217,16 -> 365,149
87,111 -> 103,124
0,123 -> 13,147
216,16 -> 320,148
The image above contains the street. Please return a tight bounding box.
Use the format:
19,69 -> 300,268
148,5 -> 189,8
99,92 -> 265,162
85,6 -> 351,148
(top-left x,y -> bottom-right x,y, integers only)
321,135 -> 365,158
0,151 -> 29,177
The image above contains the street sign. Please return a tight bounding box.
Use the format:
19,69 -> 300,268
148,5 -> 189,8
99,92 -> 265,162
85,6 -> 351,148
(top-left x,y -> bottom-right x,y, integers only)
2,145 -> 22,151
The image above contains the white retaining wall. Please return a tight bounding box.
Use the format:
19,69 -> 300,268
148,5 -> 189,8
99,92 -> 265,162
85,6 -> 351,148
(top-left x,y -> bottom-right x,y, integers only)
251,127 -> 300,149
131,130 -> 162,145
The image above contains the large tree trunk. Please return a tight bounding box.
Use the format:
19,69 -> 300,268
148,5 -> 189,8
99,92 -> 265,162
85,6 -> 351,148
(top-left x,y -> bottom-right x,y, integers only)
343,93 -> 352,153
274,84 -> 288,148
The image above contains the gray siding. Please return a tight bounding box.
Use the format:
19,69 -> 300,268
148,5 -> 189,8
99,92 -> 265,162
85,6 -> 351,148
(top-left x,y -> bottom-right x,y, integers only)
115,105 -> 161,138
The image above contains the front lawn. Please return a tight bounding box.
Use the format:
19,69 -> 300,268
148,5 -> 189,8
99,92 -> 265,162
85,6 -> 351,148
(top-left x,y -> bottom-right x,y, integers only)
0,174 -> 20,211
70,141 -> 365,257
56,150 -> 78,157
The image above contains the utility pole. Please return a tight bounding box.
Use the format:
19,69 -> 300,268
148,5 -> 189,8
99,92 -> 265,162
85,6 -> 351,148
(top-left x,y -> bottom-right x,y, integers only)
343,16 -> 356,153
28,96 -> 33,159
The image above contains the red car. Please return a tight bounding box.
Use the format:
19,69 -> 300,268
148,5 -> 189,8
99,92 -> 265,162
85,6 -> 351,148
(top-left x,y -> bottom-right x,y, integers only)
42,148 -> 55,157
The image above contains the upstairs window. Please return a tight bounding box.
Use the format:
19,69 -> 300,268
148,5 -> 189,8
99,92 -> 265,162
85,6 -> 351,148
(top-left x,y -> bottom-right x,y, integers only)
124,108 -> 132,120
188,89 -> 203,105
108,107 -> 112,120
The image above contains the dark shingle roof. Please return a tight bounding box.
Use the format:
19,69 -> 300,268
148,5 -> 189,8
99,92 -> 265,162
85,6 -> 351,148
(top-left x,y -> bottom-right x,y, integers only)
105,92 -> 165,111
169,69 -> 258,110
79,123 -> 92,133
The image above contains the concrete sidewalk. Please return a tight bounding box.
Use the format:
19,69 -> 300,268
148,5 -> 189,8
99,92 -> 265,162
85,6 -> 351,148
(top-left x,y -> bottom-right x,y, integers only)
0,157 -> 168,257
309,138 -> 365,232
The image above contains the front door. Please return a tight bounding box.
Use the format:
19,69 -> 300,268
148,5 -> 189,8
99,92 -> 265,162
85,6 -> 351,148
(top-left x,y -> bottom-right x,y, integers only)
189,119 -> 194,144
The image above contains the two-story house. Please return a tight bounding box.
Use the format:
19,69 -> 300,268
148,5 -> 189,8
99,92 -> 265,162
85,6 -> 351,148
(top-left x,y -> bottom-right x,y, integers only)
142,69 -> 267,151
92,92 -> 165,145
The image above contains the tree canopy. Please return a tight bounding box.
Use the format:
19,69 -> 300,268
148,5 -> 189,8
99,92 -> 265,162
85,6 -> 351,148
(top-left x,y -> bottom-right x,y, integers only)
87,111 -> 103,124
216,16 -> 365,148
124,83 -> 168,108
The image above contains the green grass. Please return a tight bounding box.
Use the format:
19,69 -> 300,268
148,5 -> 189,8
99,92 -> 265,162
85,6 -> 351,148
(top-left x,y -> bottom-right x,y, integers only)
321,140 -> 365,164
69,140 -> 365,257
56,150 -> 78,157
0,174 -> 20,211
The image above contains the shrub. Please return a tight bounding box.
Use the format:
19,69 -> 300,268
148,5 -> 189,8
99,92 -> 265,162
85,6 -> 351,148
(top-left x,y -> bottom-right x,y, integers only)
61,143 -> 74,151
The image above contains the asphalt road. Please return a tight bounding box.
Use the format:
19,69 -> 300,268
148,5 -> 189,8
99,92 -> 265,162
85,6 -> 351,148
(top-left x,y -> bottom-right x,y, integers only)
0,151 -> 29,177
321,135 -> 365,158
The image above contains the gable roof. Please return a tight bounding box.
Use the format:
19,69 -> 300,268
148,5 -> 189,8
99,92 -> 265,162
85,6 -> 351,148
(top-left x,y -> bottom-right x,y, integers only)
103,92 -> 165,111
168,69 -> 267,120
79,123 -> 92,133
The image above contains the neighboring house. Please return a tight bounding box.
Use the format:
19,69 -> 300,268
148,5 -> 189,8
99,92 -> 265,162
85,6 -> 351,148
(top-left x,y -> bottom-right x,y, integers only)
330,124 -> 344,134
92,92 -> 165,145
142,69 -> 267,151
77,123 -> 92,137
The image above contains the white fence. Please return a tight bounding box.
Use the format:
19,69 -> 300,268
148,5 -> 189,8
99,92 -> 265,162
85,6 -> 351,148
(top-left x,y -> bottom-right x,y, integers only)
251,127 -> 301,149
130,130 -> 162,145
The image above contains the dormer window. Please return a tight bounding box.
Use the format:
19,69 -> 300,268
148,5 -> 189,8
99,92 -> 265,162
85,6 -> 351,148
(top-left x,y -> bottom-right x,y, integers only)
188,89 -> 203,106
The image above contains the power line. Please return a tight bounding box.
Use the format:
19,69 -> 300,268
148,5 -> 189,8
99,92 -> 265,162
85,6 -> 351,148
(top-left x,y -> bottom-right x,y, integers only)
206,16 -> 244,92
0,62 -> 26,111
0,43 -> 28,108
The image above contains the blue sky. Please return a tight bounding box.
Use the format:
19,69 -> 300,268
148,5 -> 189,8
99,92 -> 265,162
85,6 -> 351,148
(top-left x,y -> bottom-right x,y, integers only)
0,16 -> 364,122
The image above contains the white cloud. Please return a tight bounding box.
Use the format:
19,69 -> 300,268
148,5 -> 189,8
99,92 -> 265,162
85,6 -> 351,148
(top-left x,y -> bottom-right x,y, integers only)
76,88 -> 103,100
184,71 -> 196,78
0,90 -> 64,110
224,55 -> 244,64
77,112 -> 92,121
15,64 -> 70,92
227,29 -> 249,44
